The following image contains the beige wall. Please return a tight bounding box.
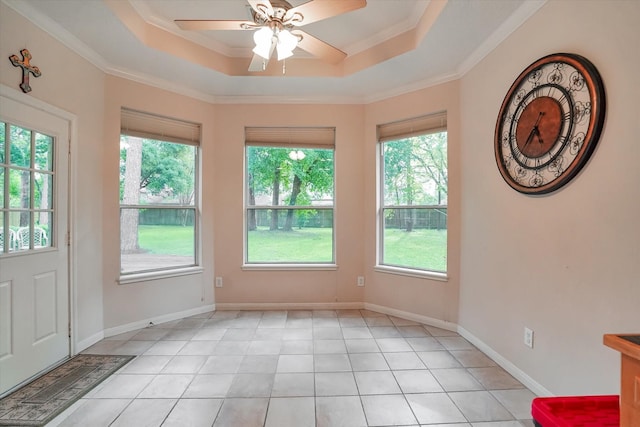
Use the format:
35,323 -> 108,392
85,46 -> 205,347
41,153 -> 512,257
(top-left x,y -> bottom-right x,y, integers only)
0,2 -> 106,345
212,104 -> 366,306
363,81 -> 461,325
102,76 -> 216,329
459,0 -> 640,395
2,0 -> 638,395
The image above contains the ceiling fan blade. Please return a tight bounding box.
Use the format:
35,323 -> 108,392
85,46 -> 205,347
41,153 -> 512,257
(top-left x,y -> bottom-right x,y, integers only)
285,0 -> 366,26
248,0 -> 274,21
248,53 -> 269,72
175,20 -> 254,31
295,30 -> 346,64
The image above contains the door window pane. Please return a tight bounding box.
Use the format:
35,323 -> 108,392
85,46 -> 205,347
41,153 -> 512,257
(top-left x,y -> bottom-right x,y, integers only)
34,172 -> 53,209
9,169 -> 29,208
1,122 -> 55,255
10,125 -> 31,168
34,133 -> 53,171
0,169 -> 4,205
0,122 -> 5,163
0,212 -> 4,252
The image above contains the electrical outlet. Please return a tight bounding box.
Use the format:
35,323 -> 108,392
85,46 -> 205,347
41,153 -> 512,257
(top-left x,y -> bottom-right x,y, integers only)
524,327 -> 534,348
357,276 -> 365,287
215,277 -> 223,288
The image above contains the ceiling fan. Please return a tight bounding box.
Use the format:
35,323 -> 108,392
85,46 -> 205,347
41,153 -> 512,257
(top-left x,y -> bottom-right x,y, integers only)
175,0 -> 367,72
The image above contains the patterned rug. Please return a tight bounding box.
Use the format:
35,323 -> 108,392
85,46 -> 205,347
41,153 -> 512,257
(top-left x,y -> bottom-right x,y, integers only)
0,354 -> 134,426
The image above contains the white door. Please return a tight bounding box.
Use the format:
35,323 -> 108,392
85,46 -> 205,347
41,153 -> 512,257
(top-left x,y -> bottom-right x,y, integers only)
0,94 -> 70,395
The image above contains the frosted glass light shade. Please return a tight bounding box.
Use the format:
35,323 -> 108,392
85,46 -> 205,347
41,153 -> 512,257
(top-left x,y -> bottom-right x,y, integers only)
253,27 -> 274,59
276,29 -> 298,60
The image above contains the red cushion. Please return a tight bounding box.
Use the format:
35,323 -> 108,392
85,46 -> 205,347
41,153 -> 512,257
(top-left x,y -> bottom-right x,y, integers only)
532,395 -> 620,427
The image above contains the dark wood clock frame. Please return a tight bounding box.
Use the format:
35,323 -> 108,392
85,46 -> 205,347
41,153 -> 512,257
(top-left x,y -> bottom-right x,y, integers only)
494,53 -> 606,194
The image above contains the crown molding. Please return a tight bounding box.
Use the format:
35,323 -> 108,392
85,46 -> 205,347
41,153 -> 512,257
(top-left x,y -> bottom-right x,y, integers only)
456,0 -> 547,77
2,0 -> 546,105
2,0 -> 110,73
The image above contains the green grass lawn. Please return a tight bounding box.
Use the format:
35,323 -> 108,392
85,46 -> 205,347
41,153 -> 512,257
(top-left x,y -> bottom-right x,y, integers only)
138,225 -> 447,271
138,225 -> 195,255
247,227 -> 334,262
383,228 -> 447,272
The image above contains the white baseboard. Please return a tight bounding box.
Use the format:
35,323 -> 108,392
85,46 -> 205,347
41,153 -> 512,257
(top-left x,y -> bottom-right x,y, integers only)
215,302 -> 364,311
363,303 -> 458,332
102,304 -> 216,338
76,331 -> 105,354
84,299 -> 551,396
364,303 -> 550,396
457,325 -> 552,397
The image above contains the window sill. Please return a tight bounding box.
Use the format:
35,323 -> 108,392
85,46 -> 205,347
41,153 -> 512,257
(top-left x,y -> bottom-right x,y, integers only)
118,266 -> 203,285
374,265 -> 448,281
242,264 -> 338,271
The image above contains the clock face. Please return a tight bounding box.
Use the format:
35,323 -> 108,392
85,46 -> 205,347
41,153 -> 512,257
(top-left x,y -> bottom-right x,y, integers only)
495,53 -> 605,194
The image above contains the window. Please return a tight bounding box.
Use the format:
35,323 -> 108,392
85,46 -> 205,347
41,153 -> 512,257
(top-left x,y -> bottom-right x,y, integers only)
245,127 -> 335,265
119,109 -> 200,276
1,121 -> 54,254
378,112 -> 448,274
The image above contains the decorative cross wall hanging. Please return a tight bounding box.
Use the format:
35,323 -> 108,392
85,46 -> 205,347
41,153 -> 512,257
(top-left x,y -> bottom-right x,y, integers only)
9,49 -> 42,93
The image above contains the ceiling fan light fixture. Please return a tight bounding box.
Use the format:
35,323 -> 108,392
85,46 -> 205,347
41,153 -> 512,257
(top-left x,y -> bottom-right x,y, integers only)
276,29 -> 298,60
289,150 -> 306,161
253,26 -> 274,59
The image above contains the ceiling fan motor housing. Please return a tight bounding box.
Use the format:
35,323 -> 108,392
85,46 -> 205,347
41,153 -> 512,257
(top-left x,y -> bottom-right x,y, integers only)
251,0 -> 294,25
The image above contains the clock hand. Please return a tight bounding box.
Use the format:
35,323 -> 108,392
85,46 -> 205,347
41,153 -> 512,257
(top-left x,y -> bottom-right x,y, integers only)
522,111 -> 545,151
533,111 -> 544,127
535,127 -> 544,145
522,127 -> 537,151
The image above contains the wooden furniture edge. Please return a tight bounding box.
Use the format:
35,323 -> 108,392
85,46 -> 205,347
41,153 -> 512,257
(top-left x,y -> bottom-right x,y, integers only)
604,334 -> 640,360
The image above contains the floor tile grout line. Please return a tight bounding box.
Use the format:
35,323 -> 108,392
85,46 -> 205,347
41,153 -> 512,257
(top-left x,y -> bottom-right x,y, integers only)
73,309 -> 535,426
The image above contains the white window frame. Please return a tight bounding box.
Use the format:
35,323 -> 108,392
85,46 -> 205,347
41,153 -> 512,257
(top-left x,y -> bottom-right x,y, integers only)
376,112 -> 448,280
118,108 -> 202,283
0,121 -> 55,254
243,127 -> 336,269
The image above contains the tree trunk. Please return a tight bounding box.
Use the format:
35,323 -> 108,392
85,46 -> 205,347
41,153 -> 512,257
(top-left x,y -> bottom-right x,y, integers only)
20,171 -> 29,226
283,174 -> 302,231
270,167 -> 280,231
405,216 -> 414,232
405,148 -> 414,232
248,173 -> 256,230
39,173 -> 49,226
121,136 -> 142,253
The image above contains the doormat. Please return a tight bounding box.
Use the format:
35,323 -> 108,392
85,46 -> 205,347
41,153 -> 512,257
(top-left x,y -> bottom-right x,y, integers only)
0,354 -> 134,426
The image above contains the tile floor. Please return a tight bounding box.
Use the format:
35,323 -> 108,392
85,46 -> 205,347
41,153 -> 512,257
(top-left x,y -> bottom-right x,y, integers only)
49,309 -> 537,426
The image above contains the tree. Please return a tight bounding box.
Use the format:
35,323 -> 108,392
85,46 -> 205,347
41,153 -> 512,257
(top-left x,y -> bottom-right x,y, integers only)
34,134 -> 53,226
120,136 -> 196,251
412,132 -> 448,205
283,149 -> 333,231
120,136 -> 142,253
1,125 -> 54,237
246,147 -> 291,231
246,146 -> 334,232
8,126 -> 31,227
383,131 -> 448,231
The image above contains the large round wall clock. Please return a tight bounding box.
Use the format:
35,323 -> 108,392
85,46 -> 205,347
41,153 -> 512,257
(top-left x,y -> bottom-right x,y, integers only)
494,53 -> 605,194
